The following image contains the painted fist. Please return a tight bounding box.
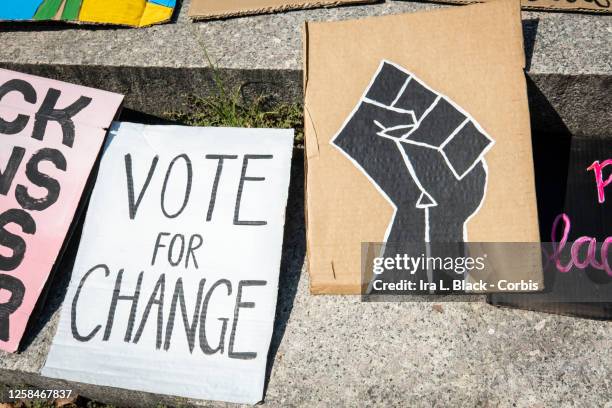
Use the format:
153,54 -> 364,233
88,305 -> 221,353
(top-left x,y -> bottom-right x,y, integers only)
332,61 -> 494,289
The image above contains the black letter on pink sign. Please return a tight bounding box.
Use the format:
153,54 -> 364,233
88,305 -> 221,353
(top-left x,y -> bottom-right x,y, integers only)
0,209 -> 36,272
0,146 -> 26,196
0,79 -> 36,135
15,148 -> 67,211
32,88 -> 92,148
0,274 -> 25,342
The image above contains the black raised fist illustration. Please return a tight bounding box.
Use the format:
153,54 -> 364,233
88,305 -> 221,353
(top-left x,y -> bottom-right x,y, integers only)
331,61 -> 494,288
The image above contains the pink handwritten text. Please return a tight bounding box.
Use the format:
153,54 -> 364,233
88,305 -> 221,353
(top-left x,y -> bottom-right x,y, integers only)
586,159 -> 612,204
549,213 -> 611,276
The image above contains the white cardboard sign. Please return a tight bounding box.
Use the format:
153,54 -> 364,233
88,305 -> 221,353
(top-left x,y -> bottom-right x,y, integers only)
42,122 -> 294,404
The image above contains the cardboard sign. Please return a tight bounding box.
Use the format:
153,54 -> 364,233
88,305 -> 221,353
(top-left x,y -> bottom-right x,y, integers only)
42,123 -> 294,404
489,137 -> 612,319
188,0 -> 375,21
303,0 -> 541,294
0,0 -> 176,27
0,69 -> 123,352
424,0 -> 610,14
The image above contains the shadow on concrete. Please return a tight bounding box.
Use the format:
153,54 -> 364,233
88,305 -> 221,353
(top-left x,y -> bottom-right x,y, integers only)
119,108 -> 181,125
19,221 -> 82,351
0,20 -> 129,32
525,75 -> 572,242
522,19 -> 539,72
263,148 -> 306,399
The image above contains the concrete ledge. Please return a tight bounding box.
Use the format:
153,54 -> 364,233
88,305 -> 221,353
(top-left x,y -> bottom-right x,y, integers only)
0,0 -> 610,136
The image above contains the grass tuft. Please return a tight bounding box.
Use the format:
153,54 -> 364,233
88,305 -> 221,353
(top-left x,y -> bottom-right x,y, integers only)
164,45 -> 304,146
165,93 -> 303,147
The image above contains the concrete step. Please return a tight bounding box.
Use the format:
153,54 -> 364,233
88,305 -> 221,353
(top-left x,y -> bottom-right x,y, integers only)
0,0 -> 610,137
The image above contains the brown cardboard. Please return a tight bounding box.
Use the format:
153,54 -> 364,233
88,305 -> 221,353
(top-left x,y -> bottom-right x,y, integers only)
425,0 -> 610,14
188,0 -> 376,20
303,0 -> 541,294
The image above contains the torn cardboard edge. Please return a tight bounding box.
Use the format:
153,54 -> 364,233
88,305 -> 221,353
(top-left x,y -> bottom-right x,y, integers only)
302,23 -> 322,161
188,0 -> 609,19
188,0 -> 378,21
422,0 -> 610,13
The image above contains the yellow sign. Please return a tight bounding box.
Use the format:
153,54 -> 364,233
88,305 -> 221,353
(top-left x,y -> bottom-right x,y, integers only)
0,0 -> 175,27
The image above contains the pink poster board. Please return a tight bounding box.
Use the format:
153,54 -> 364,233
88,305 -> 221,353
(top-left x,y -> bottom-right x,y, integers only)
0,69 -> 123,352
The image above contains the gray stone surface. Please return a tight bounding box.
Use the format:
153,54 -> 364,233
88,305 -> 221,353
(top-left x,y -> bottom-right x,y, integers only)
0,0 -> 609,74
0,0 -> 610,136
1,151 -> 612,407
